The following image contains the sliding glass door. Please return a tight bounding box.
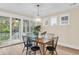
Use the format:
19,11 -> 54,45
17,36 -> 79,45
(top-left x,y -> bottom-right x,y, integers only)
0,17 -> 22,47
12,18 -> 21,40
0,16 -> 36,47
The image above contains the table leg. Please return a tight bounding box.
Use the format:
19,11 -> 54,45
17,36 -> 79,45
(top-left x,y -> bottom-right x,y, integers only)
43,44 -> 45,55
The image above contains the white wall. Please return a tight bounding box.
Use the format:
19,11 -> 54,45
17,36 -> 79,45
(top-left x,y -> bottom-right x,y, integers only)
42,7 -> 79,50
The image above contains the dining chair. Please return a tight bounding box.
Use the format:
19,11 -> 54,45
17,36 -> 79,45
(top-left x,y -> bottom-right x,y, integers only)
31,40 -> 42,55
48,33 -> 55,40
22,36 -> 33,55
46,36 -> 59,55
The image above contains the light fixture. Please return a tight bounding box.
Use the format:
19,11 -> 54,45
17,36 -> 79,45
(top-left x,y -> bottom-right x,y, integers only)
36,4 -> 41,22
15,18 -> 19,23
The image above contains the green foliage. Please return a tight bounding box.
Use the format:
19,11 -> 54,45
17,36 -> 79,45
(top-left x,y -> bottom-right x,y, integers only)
0,22 -> 10,33
3,28 -> 10,33
33,25 -> 41,37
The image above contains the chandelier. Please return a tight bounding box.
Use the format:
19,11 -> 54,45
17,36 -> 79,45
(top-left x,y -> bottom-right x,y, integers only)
36,4 -> 41,22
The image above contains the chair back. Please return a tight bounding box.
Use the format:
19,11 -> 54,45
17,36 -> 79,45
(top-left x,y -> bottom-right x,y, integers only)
52,36 -> 59,49
48,33 -> 55,40
22,36 -> 32,46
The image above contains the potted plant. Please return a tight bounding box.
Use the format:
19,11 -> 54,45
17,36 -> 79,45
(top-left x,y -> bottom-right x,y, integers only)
33,25 -> 41,38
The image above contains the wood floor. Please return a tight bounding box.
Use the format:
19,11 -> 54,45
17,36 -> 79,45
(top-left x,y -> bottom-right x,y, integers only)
0,43 -> 79,55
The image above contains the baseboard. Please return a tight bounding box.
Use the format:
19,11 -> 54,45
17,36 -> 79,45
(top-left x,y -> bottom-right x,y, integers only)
58,43 -> 79,51
0,42 -> 23,49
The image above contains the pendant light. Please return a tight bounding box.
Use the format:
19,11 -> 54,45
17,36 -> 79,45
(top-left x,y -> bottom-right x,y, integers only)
36,4 -> 41,22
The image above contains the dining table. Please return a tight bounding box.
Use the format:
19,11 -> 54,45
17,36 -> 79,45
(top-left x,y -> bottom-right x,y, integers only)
22,35 -> 54,55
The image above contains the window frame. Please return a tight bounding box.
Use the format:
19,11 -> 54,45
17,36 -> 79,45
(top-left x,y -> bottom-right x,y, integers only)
50,16 -> 57,26
43,17 -> 49,26
60,14 -> 70,25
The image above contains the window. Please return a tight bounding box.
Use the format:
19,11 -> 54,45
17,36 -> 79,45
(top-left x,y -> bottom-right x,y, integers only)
23,20 -> 29,33
50,17 -> 57,26
30,21 -> 36,32
43,18 -> 49,26
45,20 -> 49,25
60,14 -> 69,25
0,16 -> 10,46
12,18 -> 21,40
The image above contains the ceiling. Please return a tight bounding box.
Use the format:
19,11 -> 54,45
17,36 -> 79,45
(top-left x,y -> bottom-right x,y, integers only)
0,3 -> 79,18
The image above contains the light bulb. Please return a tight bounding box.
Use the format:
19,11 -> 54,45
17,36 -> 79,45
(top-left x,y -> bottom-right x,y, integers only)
15,20 -> 19,23
36,17 -> 41,22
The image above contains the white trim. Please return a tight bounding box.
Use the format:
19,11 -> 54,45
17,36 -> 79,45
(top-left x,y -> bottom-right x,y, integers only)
10,17 -> 12,40
20,18 -> 23,40
29,20 -> 31,32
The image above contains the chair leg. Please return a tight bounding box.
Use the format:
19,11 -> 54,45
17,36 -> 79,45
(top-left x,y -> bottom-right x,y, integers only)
45,49 -> 47,55
22,46 -> 25,54
34,51 -> 36,55
49,51 -> 51,55
55,50 -> 58,55
26,47 -> 29,55
39,49 -> 42,55
29,50 -> 32,55
26,51 -> 28,55
48,51 -> 54,55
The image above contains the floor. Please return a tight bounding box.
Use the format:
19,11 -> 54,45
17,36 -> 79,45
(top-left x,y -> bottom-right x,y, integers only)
0,43 -> 79,55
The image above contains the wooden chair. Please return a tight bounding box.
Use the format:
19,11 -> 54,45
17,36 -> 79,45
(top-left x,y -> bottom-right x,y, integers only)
46,36 -> 59,55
